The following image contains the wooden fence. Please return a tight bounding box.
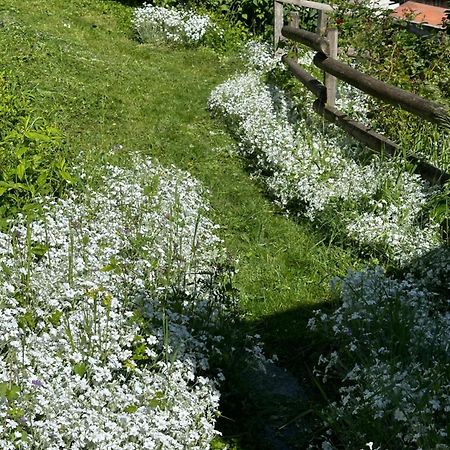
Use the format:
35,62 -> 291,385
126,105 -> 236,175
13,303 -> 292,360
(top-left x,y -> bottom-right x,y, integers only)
274,0 -> 450,185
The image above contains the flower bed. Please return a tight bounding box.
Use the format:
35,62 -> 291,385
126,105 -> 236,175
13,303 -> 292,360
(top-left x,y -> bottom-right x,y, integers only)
133,4 -> 213,45
0,159 -> 231,449
208,45 -> 442,265
209,43 -> 450,447
310,263 -> 450,449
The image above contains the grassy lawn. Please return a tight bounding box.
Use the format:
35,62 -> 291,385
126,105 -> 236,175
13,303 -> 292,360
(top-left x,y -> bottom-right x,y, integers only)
0,0 -> 360,446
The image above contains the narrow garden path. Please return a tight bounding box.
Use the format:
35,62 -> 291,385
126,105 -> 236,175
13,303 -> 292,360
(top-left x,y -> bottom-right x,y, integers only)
1,0 -> 360,447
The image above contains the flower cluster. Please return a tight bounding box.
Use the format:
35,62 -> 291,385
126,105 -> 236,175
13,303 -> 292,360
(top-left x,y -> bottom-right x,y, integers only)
208,52 -> 442,265
0,159 -> 229,448
309,265 -> 450,449
241,40 -> 285,73
133,3 -> 212,45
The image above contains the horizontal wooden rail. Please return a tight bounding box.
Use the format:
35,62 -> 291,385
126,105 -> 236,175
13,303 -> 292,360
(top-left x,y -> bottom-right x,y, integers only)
282,26 -> 329,54
313,52 -> 450,127
283,56 -> 327,102
313,100 -> 399,154
277,0 -> 334,12
313,100 -> 450,185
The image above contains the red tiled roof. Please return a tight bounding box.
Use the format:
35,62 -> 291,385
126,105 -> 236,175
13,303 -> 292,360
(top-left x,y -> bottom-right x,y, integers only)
392,1 -> 449,28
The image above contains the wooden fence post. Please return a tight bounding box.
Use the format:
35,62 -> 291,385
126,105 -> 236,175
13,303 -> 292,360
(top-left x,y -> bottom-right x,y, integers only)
317,10 -> 327,35
289,11 -> 300,57
325,28 -> 338,106
274,0 -> 284,49
289,11 -> 300,28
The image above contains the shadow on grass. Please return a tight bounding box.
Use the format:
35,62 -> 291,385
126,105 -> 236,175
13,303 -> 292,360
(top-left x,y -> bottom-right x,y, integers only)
216,244 -> 450,449
216,299 -> 337,450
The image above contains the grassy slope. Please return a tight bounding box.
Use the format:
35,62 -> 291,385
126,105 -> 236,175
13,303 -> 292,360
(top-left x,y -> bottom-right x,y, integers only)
1,0 -> 360,446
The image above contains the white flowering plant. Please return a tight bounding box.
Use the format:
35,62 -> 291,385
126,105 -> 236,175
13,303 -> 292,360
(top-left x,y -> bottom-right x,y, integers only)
309,265 -> 450,449
133,3 -> 215,46
209,43 -> 450,448
0,157 -> 243,449
208,44 -> 443,265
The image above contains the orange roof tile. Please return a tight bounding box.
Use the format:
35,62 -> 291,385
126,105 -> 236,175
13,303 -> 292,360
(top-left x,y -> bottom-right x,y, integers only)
392,1 -> 449,28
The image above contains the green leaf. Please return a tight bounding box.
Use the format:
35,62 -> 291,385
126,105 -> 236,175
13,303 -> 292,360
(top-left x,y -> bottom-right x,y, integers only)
149,391 -> 166,409
101,256 -> 119,273
49,310 -> 63,327
124,405 -> 138,413
36,170 -> 48,187
55,157 -> 66,171
32,153 -> 43,167
8,406 -> 24,420
59,169 -> 75,183
0,382 -> 21,402
31,243 -> 49,257
16,161 -> 26,180
46,126 -> 61,136
72,362 -> 88,378
18,310 -> 36,330
432,203 -> 449,221
15,146 -> 28,159
24,131 -> 51,142
10,182 -> 31,192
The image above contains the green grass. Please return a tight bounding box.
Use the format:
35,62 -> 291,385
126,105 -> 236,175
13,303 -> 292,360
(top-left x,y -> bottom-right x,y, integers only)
0,0 -> 361,446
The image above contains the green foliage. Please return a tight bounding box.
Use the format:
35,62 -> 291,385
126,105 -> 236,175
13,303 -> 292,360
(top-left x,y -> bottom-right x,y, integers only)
0,381 -> 21,403
200,9 -> 249,53
329,0 -> 450,169
428,181 -> 450,244
0,74 -> 74,222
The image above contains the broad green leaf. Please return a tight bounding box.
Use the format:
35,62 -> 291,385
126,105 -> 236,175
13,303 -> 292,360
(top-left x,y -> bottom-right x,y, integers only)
24,131 -> 51,142
15,146 -> 28,159
60,169 -> 75,183
72,362 -> 87,378
0,382 -> 21,402
36,170 -> 48,187
31,243 -> 49,256
16,161 -> 26,180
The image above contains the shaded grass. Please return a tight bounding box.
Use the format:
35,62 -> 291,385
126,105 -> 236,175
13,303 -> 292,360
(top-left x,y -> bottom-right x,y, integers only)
0,0 -> 361,446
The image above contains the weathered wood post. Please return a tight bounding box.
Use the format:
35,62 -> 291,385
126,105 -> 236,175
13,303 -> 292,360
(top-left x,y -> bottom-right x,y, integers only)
313,5 -> 337,106
325,28 -> 338,106
274,0 -> 284,49
317,10 -> 328,35
289,11 -> 300,57
289,11 -> 300,28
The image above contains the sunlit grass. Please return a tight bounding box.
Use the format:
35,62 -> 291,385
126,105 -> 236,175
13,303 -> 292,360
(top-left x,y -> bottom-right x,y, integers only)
0,0 -> 361,447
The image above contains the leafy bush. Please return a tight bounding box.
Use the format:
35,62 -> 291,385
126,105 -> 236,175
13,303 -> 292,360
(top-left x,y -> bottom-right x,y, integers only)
0,159 -> 238,448
133,3 -> 248,51
0,74 -> 73,223
133,4 -> 214,45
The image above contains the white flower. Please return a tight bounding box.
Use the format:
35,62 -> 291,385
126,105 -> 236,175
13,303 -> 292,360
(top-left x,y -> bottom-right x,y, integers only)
133,4 -> 212,45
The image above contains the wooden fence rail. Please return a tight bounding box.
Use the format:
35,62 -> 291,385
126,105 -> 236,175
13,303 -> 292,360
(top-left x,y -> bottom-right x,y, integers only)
313,52 -> 450,127
281,25 -> 330,53
274,0 -> 450,185
313,101 -> 450,184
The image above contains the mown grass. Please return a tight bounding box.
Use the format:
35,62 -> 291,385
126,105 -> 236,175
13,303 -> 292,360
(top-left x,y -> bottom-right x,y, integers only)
0,0 -> 361,446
